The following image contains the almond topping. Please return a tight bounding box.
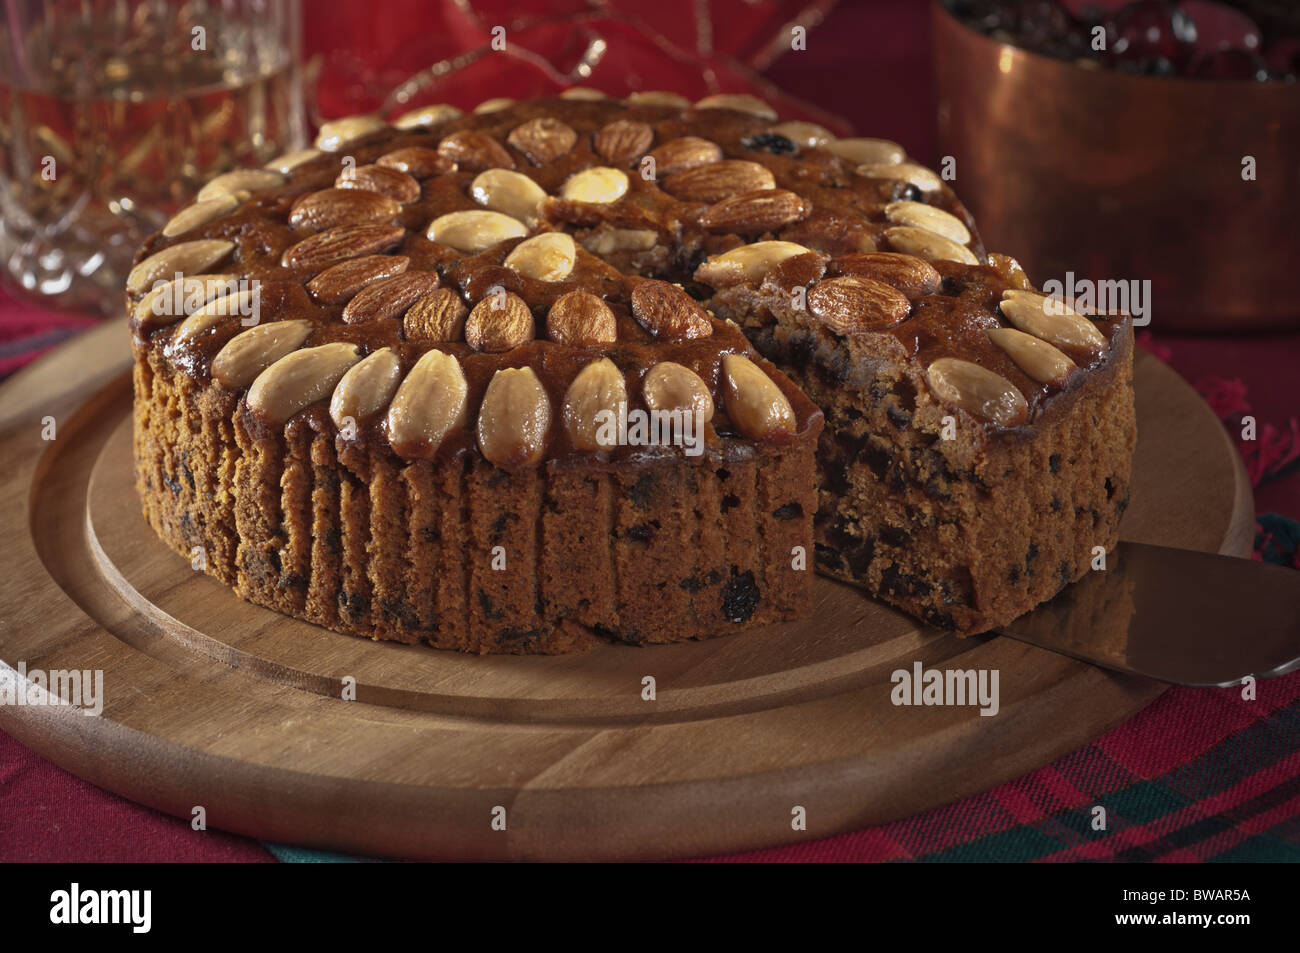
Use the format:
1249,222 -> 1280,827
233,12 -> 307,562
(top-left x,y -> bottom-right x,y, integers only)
546,291 -> 618,346
767,121 -> 834,148
172,285 -> 259,344
426,210 -> 528,253
829,252 -> 941,299
562,358 -> 628,451
473,97 -> 515,114
315,114 -> 387,151
133,273 -> 239,328
693,240 -> 813,287
335,163 -> 421,203
630,280 -> 713,340
885,226 -> 979,265
625,90 -> 691,109
694,93 -> 777,120
195,168 -> 283,203
404,289 -> 468,343
342,271 -> 440,324
857,161 -> 943,192
646,136 -> 723,177
464,291 -> 534,352
987,327 -> 1077,385
306,254 -> 410,304
162,195 -> 238,237
386,349 -> 469,459
808,276 -> 912,334
698,188 -> 808,234
581,228 -> 659,255
477,367 -> 551,469
594,119 -> 654,166
560,166 -> 629,204
999,290 -> 1108,352
884,201 -> 971,244
507,117 -> 578,165
559,87 -> 606,100
392,103 -> 462,130
288,188 -> 401,231
212,320 -> 314,389
642,362 -> 715,426
470,169 -> 548,225
376,146 -> 455,178
504,233 -> 576,281
280,224 -> 405,271
437,130 -> 515,171
247,343 -> 362,424
264,148 -> 321,173
925,357 -> 1028,427
329,347 -> 403,428
661,159 -> 774,203
127,239 -> 235,294
825,137 -> 905,165
722,354 -> 796,439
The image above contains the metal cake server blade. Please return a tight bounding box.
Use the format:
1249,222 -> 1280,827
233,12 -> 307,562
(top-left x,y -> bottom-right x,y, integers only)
997,541 -> 1300,687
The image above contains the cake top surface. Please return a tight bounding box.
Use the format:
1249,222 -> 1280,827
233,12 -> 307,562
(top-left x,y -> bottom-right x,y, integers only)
126,90 -> 1126,465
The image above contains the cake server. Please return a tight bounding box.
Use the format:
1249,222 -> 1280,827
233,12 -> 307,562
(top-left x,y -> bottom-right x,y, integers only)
997,541 -> 1300,687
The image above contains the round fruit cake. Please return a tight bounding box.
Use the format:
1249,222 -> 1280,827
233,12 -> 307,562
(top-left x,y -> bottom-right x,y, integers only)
128,89 -> 1135,653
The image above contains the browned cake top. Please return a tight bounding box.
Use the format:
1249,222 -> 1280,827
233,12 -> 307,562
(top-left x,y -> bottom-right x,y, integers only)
126,90 -> 1125,463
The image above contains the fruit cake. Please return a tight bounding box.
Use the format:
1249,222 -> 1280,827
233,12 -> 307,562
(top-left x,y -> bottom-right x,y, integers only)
127,89 -> 1134,652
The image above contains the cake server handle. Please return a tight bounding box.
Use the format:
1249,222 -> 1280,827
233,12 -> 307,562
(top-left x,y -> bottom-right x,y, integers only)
997,541 -> 1300,688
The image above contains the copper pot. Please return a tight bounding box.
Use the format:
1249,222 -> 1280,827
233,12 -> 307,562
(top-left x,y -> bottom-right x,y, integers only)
932,0 -> 1300,332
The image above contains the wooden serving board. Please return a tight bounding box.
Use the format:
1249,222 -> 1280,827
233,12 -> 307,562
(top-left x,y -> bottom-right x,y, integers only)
0,322 -> 1253,860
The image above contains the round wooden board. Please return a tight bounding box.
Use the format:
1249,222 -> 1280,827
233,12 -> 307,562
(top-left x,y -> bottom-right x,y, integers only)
0,322 -> 1253,860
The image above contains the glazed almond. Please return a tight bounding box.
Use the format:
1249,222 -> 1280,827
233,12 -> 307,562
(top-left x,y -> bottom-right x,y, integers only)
341,271 -> 440,324
504,233 -> 576,281
562,358 -> 628,451
335,164 -> 421,204
392,103 -> 462,130
630,280 -> 713,340
329,347 -> 403,429
694,93 -> 776,119
594,120 -> 654,166
885,226 -> 979,265
507,117 -> 577,165
925,357 -> 1028,427
561,167 -> 629,204
426,210 -> 527,253
404,289 -> 468,343
477,367 -> 551,468
195,168 -> 283,203
162,195 -> 238,237
661,160 -> 774,203
721,354 -> 796,440
1000,290 -> 1108,352
211,319 -> 313,389
247,343 -> 362,424
315,114 -> 386,151
987,327 -> 1077,385
133,273 -> 239,328
825,137 -> 905,166
470,169 -> 548,225
306,254 -> 410,304
386,349 -> 469,458
546,291 -> 617,346
694,241 -> 812,287
464,291 -> 534,352
884,201 -> 971,245
280,224 -> 404,271
808,276 -> 912,334
642,362 -> 715,426
289,188 -> 402,231
127,239 -> 235,294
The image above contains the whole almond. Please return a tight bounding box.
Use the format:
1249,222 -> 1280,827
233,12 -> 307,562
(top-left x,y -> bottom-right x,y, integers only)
829,252 -> 941,299
315,114 -> 386,151
721,353 -> 796,440
647,137 -> 723,177
694,93 -> 777,120
884,201 -> 971,244
162,194 -> 238,237
474,97 -> 514,114
999,290 -> 1107,352
546,291 -> 617,346
306,254 -> 410,304
426,210 -> 527,253
133,273 -> 239,328
925,357 -> 1028,427
386,349 -> 469,459
562,358 -> 628,451
560,167 -> 629,204
767,121 -> 834,148
824,137 -> 906,166
211,319 -> 314,389
404,289 -> 469,343
594,119 -> 653,166
885,226 -> 979,265
630,280 -> 713,340
625,90 -> 691,109
247,343 -> 362,424
264,147 -> 321,174
807,276 -> 912,334
477,367 -> 551,469
470,169 -> 548,225
661,160 -> 774,203
437,130 -> 515,171
329,347 -> 403,428
986,327 -> 1077,385
196,168 -> 283,203
289,188 -> 401,231
504,233 -> 576,281
392,103 -> 462,130
341,271 -> 440,324
642,362 -> 714,425
698,188 -> 807,234
172,285 -> 260,344
559,87 -> 606,101
336,164 -> 421,203
464,291 -> 534,352
581,228 -> 659,255
857,161 -> 942,193
693,240 -> 812,287
127,239 -> 235,294
507,117 -> 577,165
376,146 -> 454,178
280,224 -> 405,271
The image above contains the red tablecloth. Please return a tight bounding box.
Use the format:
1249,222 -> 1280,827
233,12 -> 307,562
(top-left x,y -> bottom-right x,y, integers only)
2,0 -> 1298,862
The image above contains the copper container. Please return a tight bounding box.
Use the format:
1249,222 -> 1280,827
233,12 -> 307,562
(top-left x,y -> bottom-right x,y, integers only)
932,0 -> 1300,332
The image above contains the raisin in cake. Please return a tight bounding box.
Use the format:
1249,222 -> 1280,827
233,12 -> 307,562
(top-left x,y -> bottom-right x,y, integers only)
128,89 -> 1134,652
